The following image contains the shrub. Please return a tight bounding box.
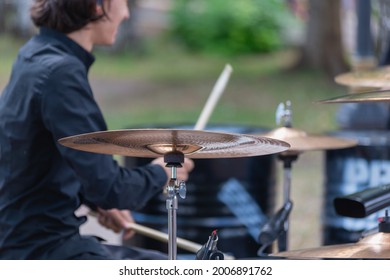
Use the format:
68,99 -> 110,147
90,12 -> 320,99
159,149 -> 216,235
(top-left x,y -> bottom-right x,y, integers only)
169,0 -> 292,55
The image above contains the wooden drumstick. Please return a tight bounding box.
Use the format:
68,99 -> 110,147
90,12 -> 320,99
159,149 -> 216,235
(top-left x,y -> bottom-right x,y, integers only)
123,221 -> 202,254
194,64 -> 233,130
89,211 -> 199,253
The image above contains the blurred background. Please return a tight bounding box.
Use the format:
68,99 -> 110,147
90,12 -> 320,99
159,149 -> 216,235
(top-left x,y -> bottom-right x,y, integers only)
2,0 -> 390,258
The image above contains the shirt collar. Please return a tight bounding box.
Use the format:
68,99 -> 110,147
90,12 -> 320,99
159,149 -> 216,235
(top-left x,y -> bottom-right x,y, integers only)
39,27 -> 95,70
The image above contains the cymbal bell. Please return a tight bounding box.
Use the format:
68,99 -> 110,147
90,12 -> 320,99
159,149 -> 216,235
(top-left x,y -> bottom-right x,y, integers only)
272,232 -> 390,259
259,127 -> 357,153
58,128 -> 290,159
318,89 -> 390,104
335,67 -> 390,88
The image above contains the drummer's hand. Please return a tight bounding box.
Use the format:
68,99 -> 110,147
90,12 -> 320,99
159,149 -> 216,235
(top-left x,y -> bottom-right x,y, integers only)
96,208 -> 136,240
152,157 -> 195,184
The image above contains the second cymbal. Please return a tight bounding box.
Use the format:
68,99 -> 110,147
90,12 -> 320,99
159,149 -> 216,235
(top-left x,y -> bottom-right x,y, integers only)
335,67 -> 390,88
318,89 -> 390,103
259,127 -> 357,153
272,232 -> 390,259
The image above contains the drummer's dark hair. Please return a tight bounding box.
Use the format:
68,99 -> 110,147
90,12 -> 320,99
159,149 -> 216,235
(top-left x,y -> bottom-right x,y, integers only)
30,0 -> 108,33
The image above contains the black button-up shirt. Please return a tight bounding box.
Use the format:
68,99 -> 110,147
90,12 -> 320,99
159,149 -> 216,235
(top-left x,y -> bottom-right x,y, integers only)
0,27 -> 167,259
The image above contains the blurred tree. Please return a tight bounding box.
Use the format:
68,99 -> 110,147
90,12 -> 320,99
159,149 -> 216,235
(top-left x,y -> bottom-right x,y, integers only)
0,0 -> 13,33
292,0 -> 349,78
14,0 -> 34,37
377,0 -> 390,64
0,0 -> 34,37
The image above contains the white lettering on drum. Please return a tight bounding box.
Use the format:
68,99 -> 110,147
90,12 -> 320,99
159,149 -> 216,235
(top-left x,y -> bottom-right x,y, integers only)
343,158 -> 390,187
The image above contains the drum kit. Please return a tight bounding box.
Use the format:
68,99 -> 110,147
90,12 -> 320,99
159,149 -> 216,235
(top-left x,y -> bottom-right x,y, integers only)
59,67 -> 390,260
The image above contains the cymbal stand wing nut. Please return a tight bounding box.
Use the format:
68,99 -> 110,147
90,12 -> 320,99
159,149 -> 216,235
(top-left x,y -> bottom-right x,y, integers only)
166,176 -> 186,200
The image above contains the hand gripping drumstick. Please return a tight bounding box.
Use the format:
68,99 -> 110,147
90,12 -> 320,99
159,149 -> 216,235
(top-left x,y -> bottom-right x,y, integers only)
194,64 -> 233,130
88,211 -> 202,254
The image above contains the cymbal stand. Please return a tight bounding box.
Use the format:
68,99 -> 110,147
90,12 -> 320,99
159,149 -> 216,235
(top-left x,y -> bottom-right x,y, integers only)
258,100 -> 296,253
164,151 -> 186,260
257,154 -> 297,255
277,152 -> 298,251
275,100 -> 295,251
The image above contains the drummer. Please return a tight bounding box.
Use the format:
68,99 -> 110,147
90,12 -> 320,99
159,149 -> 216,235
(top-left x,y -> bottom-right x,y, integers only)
0,0 -> 194,259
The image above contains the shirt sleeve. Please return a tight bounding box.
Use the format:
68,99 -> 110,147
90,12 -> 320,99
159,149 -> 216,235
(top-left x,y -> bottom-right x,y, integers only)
40,58 -> 167,210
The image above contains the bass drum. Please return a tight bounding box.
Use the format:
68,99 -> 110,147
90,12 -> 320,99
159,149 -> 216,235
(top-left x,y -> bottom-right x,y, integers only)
124,124 -> 277,259
323,130 -> 390,245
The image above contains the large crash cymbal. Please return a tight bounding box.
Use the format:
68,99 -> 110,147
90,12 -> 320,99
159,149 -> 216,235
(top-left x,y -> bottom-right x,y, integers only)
58,128 -> 290,158
272,232 -> 390,259
259,127 -> 357,153
335,67 -> 390,88
318,89 -> 390,103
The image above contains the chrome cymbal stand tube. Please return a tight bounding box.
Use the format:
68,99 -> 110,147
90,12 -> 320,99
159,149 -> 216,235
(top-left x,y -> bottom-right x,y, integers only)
164,152 -> 186,260
274,101 -> 296,252
277,153 -> 297,251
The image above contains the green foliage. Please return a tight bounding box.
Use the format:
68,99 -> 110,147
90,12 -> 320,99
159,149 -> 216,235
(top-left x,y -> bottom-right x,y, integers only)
169,0 -> 291,55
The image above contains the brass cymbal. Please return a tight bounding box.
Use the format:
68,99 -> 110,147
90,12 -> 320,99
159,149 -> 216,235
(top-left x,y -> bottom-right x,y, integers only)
335,67 -> 390,88
259,127 -> 357,153
272,232 -> 390,259
318,89 -> 390,103
58,128 -> 290,158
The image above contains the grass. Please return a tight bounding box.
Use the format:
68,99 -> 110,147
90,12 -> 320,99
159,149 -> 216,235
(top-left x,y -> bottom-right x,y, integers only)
0,35 -> 25,85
